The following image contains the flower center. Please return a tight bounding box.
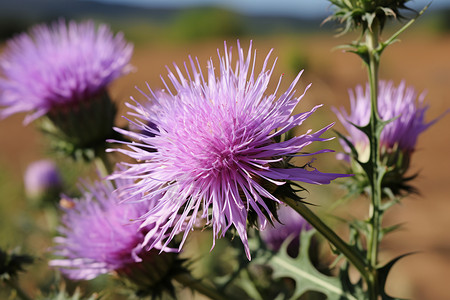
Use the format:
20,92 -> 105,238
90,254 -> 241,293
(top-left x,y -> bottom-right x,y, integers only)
209,146 -> 239,175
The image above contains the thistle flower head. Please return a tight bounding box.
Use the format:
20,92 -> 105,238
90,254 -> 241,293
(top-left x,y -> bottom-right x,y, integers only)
334,80 -> 443,194
110,41 -> 348,260
50,176 -> 170,281
335,80 -> 437,158
0,19 -> 133,124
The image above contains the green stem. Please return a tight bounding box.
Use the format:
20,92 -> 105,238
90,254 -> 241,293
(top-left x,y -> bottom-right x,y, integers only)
283,197 -> 369,283
174,273 -> 229,300
362,6 -> 429,298
381,4 -> 430,53
6,280 -> 33,300
365,19 -> 382,300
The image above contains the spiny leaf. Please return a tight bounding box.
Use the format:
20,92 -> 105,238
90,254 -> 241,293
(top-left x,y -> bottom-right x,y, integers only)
378,252 -> 418,300
333,130 -> 360,163
338,262 -> 367,300
263,230 -> 358,300
0,248 -> 34,281
234,269 -> 264,300
380,223 -> 405,240
379,196 -> 401,212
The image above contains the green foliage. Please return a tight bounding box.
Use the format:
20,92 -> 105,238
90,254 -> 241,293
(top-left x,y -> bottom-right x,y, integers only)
37,286 -> 99,300
168,7 -> 245,41
286,48 -> 309,76
325,0 -> 413,35
262,230 -> 360,300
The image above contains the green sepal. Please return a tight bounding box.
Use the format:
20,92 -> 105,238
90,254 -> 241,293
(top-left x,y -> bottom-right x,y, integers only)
115,252 -> 188,299
325,0 -> 415,36
38,91 -> 119,162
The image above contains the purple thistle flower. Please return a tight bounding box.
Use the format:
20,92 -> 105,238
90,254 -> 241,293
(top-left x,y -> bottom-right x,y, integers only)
0,19 -> 133,124
334,80 -> 441,162
260,205 -> 311,256
49,177 -> 169,281
24,159 -> 62,203
333,80 -> 446,195
110,41 -> 348,260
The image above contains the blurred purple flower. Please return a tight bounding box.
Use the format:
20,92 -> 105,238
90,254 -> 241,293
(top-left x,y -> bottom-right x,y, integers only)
49,177 -> 170,281
260,205 -> 311,256
24,159 -> 62,203
0,19 -> 133,124
110,41 -> 348,260
334,80 -> 441,162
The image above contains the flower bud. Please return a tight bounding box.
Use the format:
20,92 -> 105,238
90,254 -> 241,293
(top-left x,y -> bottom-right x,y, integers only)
39,91 -> 118,160
325,0 -> 412,34
24,159 -> 63,206
334,80 -> 444,196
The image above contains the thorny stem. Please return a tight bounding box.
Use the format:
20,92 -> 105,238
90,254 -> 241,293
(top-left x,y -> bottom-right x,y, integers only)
283,197 -> 370,283
365,18 -> 382,300
381,4 -> 430,53
174,273 -> 229,300
357,6 -> 429,299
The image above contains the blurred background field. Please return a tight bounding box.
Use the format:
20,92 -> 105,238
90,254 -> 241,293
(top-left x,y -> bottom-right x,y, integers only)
0,0 -> 449,299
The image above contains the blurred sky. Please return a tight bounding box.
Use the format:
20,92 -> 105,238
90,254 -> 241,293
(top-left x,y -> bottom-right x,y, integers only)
90,0 -> 447,18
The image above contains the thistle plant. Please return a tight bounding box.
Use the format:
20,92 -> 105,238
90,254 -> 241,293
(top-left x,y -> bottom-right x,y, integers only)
50,175 -> 187,298
0,2 -> 443,299
0,19 -> 133,161
322,1 -> 435,299
334,80 -> 441,196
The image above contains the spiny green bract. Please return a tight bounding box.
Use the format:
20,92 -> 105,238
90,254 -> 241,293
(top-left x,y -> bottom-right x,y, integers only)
325,0 -> 413,34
